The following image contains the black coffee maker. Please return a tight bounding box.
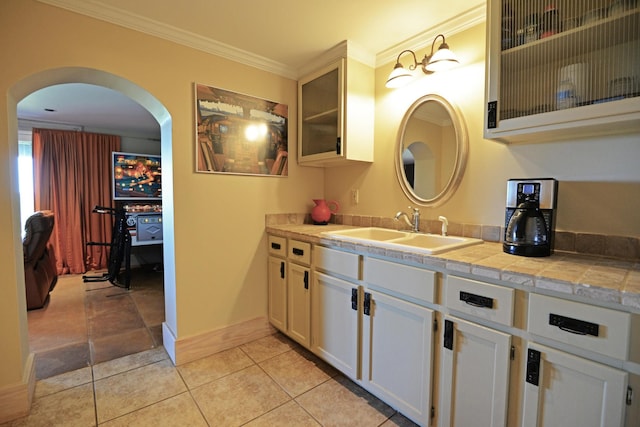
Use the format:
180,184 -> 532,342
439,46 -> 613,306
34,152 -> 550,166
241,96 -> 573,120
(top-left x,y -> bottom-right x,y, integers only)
503,178 -> 558,257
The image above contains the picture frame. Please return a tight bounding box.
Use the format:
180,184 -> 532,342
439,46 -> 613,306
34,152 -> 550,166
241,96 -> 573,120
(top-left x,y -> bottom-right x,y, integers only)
194,83 -> 288,176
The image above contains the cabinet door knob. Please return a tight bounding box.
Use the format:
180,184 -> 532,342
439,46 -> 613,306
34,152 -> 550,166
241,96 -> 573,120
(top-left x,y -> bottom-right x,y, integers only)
351,288 -> 358,311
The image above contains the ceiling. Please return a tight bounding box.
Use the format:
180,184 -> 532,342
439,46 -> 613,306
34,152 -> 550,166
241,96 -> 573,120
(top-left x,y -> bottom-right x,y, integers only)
18,0 -> 484,136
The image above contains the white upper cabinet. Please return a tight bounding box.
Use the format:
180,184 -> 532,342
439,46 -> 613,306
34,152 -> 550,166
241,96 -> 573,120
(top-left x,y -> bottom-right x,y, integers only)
298,41 -> 374,166
484,0 -> 640,143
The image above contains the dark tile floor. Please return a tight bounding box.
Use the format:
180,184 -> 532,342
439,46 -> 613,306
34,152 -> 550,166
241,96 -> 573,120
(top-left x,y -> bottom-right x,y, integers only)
27,267 -> 165,379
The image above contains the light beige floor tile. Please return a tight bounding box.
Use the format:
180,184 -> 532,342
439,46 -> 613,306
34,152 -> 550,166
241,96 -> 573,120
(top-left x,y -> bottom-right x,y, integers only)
8,383 -> 95,427
260,349 -> 335,397
240,333 -> 296,363
93,347 -> 168,380
35,366 -> 93,399
94,359 -> 187,423
244,401 -> 321,426
99,392 -> 207,427
177,346 -> 254,389
296,376 -> 395,427
191,365 -> 290,426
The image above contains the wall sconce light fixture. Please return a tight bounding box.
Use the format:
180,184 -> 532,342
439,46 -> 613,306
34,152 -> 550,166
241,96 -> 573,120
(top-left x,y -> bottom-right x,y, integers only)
385,34 -> 459,88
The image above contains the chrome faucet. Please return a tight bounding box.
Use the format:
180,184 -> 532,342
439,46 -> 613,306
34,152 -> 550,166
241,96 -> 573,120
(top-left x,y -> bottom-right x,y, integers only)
395,206 -> 420,233
438,215 -> 449,236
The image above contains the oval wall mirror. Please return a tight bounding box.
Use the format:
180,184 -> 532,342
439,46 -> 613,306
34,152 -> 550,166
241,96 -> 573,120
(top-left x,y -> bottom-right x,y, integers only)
395,94 -> 468,207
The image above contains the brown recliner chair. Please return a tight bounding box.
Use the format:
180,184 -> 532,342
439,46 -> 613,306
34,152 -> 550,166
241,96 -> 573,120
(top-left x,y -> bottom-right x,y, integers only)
23,210 -> 58,310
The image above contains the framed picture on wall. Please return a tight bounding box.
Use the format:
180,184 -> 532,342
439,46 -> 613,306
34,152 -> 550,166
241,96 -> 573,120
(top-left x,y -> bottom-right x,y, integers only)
194,83 -> 288,176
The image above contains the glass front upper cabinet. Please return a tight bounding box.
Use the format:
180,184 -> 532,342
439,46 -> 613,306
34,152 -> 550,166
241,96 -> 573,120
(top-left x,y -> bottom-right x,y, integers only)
484,0 -> 640,143
298,50 -> 374,166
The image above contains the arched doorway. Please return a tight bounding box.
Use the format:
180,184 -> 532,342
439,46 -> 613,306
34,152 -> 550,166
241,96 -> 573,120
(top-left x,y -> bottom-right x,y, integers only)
7,67 -> 177,371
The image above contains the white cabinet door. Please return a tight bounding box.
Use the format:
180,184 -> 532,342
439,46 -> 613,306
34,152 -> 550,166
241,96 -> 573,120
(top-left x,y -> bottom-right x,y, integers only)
362,289 -> 434,426
522,343 -> 628,427
287,262 -> 311,347
311,271 -> 359,380
267,255 -> 286,332
438,316 -> 511,427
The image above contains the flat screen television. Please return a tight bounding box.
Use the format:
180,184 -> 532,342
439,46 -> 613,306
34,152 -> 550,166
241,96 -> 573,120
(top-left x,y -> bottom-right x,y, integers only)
112,151 -> 162,200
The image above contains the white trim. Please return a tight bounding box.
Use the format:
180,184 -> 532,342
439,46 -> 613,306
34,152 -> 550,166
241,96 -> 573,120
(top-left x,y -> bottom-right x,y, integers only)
376,3 -> 486,68
38,0 -> 485,79
37,0 -> 297,79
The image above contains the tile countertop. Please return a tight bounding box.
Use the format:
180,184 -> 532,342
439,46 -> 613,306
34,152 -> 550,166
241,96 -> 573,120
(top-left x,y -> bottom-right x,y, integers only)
266,224 -> 640,313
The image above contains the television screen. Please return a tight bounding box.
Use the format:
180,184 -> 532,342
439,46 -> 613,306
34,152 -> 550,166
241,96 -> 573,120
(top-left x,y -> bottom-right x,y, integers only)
112,151 -> 162,200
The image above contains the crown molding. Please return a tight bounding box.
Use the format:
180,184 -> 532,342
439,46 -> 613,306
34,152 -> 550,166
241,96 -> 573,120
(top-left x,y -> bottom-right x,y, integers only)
376,3 -> 486,67
38,0 -> 485,80
297,40 -> 376,78
37,0 -> 298,79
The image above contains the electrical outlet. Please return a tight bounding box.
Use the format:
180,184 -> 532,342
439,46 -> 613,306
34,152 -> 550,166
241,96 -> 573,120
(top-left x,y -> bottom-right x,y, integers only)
352,189 -> 359,205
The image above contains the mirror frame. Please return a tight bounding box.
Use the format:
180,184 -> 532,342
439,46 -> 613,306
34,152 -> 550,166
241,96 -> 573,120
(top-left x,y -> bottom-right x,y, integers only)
394,94 -> 468,207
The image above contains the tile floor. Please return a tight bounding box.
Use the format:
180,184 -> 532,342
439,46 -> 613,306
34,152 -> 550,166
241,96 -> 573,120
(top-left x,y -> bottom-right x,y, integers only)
6,333 -> 418,426
16,267 -> 419,426
27,267 -> 165,379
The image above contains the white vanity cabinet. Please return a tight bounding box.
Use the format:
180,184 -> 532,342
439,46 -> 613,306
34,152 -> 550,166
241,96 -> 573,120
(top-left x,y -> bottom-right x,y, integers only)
313,247 -> 437,426
438,275 -> 514,427
363,258 -> 437,426
267,231 -> 638,427
484,0 -> 640,143
267,235 -> 287,331
311,245 -> 361,379
297,42 -> 374,166
286,240 -> 312,347
522,293 -> 632,427
266,236 -> 312,347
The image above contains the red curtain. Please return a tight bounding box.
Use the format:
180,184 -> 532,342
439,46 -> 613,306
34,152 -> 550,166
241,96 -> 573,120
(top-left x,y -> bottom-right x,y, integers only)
32,129 -> 121,274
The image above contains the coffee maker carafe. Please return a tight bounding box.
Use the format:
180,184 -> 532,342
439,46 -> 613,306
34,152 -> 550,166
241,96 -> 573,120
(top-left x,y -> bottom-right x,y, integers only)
503,178 -> 558,257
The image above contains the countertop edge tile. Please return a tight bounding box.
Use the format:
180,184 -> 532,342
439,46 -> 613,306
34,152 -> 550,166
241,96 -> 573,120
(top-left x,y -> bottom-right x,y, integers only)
266,225 -> 639,312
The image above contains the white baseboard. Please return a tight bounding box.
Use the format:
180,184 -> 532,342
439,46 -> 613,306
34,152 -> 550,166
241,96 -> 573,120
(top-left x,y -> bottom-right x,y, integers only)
168,317 -> 276,365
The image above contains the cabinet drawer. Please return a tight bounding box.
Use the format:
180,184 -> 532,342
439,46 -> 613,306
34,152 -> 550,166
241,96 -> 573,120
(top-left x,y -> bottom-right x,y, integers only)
445,276 -> 514,327
364,258 -> 436,304
268,235 -> 286,257
315,246 -> 359,281
528,293 -> 631,360
288,239 -> 311,265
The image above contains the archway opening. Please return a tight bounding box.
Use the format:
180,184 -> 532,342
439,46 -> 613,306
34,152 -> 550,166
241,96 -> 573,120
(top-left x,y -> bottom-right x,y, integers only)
8,67 -> 176,374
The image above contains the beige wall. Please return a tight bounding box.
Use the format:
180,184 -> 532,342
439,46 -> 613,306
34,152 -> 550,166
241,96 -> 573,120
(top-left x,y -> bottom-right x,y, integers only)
0,0 -> 323,395
326,23 -> 640,237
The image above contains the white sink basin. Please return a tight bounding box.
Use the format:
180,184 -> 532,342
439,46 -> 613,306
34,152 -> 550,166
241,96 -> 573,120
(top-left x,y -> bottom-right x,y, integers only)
323,227 -> 408,241
322,227 -> 482,255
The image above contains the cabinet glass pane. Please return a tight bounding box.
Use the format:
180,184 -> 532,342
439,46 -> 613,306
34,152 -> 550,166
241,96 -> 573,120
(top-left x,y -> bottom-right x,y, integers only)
301,68 -> 339,156
500,0 -> 639,120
